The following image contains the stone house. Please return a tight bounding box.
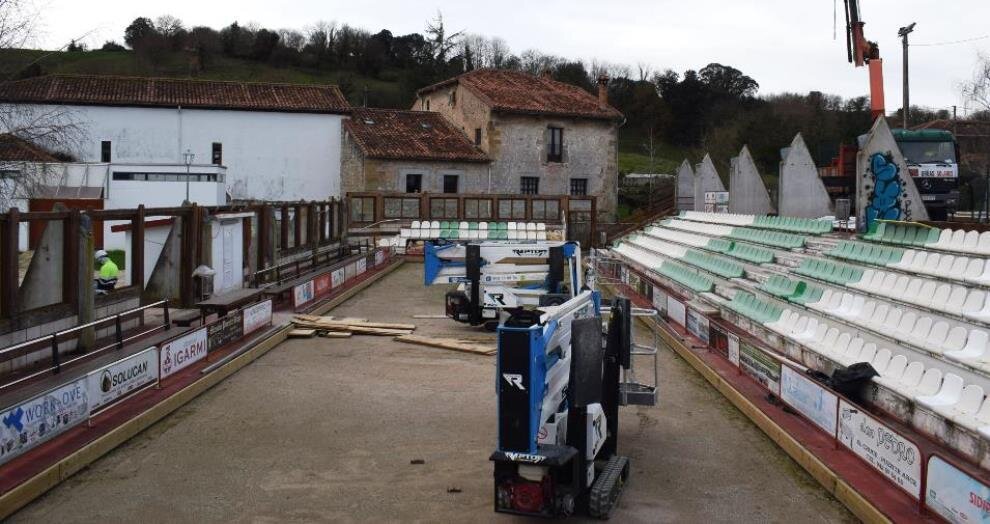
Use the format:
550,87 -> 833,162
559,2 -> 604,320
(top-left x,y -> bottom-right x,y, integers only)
413,69 -> 623,218
341,108 -> 490,196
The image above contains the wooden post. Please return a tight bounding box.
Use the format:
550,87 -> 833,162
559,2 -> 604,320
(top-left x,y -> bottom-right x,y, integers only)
280,204 -> 289,251
1,208 -> 19,318
293,203 -> 302,248
319,203 -> 328,243
308,202 -> 319,248
257,205 -> 270,272
419,192 -> 429,221
590,197 -> 599,248
131,205 -> 145,291
64,211 -> 80,308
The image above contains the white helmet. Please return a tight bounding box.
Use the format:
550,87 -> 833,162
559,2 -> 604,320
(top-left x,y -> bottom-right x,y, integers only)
95,249 -> 109,261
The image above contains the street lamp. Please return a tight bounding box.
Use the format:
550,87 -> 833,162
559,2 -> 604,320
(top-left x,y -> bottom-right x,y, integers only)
183,149 -> 195,203
897,22 -> 916,129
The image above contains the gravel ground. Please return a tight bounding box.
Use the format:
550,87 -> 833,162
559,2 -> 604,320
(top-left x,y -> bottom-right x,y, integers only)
10,263 -> 855,523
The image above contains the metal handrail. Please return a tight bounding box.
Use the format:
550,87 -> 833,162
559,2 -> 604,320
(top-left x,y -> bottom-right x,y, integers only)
0,299 -> 171,391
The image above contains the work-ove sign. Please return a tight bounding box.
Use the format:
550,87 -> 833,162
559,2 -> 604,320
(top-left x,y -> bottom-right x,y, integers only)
0,378 -> 89,465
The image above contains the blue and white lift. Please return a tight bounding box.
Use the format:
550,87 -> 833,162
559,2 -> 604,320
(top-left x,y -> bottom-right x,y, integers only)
424,240 -> 583,327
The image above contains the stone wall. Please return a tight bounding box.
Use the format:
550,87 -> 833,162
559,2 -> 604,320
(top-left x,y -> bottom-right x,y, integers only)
340,134 -> 489,194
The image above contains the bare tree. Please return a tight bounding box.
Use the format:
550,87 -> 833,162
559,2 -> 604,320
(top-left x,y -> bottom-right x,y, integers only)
636,62 -> 652,82
0,0 -> 84,210
424,11 -> 463,64
490,36 -> 508,68
962,53 -> 990,112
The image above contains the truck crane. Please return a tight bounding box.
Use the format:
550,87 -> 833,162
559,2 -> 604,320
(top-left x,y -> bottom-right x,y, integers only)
844,0 -> 885,120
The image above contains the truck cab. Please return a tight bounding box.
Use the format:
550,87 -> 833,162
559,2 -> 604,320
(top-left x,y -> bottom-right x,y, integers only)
891,128 -> 960,220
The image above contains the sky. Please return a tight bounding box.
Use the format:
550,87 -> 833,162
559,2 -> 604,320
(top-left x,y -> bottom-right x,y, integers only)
32,0 -> 990,115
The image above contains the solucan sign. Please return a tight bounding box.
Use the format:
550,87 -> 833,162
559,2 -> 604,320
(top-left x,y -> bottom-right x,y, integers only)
88,347 -> 158,411
160,328 -> 209,379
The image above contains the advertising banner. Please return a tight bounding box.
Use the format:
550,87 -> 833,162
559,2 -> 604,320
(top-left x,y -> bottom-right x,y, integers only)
927,455 -> 990,523
87,347 -> 158,412
160,328 -> 209,379
739,341 -> 780,393
838,399 -> 922,499
293,280 -> 315,308
686,309 -> 710,345
0,377 -> 89,465
728,333 -> 740,366
314,273 -> 332,297
357,258 -> 367,275
780,366 -> 838,435
375,249 -> 385,267
242,299 -> 273,336
667,297 -> 687,326
345,262 -> 356,280
207,311 -> 244,351
331,268 -> 344,288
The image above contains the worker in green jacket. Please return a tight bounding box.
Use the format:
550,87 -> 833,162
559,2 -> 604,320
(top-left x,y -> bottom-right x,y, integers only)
94,249 -> 119,294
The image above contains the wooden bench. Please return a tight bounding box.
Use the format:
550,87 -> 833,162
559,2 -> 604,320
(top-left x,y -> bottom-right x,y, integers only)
196,288 -> 265,322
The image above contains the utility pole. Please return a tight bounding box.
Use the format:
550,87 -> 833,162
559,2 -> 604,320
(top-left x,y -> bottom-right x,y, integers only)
898,23 -> 916,128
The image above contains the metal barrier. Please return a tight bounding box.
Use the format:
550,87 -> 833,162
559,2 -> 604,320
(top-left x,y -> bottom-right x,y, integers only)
0,299 -> 171,391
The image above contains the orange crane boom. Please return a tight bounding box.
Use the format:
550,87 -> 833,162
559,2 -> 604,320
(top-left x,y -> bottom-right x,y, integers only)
844,0 -> 885,119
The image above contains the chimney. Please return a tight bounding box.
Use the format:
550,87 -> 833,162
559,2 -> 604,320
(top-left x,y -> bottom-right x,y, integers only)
597,75 -> 609,109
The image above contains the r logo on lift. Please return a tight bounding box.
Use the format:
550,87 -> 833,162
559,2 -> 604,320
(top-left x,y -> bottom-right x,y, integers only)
502,373 -> 525,390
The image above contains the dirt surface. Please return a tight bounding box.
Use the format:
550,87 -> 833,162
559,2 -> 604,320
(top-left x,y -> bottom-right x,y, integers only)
10,264 -> 855,522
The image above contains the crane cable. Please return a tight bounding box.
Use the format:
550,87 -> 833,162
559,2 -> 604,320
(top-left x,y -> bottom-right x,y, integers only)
912,34 -> 990,47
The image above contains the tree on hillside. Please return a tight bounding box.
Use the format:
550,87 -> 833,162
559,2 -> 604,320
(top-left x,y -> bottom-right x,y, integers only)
962,53 -> 990,113
698,63 -> 759,98
424,11 -> 463,65
124,17 -> 157,48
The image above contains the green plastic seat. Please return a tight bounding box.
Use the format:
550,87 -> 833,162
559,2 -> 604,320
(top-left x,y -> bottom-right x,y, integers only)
659,261 -> 715,293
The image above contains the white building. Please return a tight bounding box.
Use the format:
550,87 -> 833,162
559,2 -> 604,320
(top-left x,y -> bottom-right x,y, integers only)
0,74 -> 350,202
0,74 -> 351,249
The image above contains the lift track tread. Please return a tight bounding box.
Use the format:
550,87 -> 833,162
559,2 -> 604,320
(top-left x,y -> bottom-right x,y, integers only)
588,455 -> 630,519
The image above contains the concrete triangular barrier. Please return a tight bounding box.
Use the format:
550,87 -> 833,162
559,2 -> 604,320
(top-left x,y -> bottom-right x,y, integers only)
693,154 -> 726,212
675,159 -> 695,211
779,133 -> 833,218
729,145 -> 775,215
856,117 -> 929,229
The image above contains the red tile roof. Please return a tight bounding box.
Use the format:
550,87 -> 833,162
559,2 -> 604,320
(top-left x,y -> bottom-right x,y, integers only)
0,75 -> 350,114
344,108 -> 489,163
417,69 -> 622,121
0,134 -> 59,162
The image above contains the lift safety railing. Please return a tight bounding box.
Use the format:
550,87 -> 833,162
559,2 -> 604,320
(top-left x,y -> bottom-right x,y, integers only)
0,300 -> 171,392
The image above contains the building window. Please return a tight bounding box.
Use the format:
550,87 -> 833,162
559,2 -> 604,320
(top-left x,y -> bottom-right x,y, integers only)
101,141 -> 111,162
570,178 -> 588,196
443,174 -> 459,194
212,142 -> 222,165
547,127 -> 563,163
426,99 -> 430,111
520,176 -> 539,195
474,128 -> 482,145
406,174 -> 422,193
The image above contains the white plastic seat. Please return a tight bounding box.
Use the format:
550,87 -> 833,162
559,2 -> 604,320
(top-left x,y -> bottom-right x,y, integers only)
923,321 -> 950,353
964,291 -> 990,323
766,309 -> 796,333
916,281 -> 938,307
858,301 -> 877,327
917,373 -> 964,409
941,326 -> 969,354
882,308 -> 903,333
857,343 -> 878,365
977,231 -> 990,255
411,220 -> 422,229
958,399 -> 990,432
829,332 -> 853,359
935,384 -> 986,423
790,316 -> 810,339
931,284 -> 953,311
945,330 -> 989,363
809,323 -> 828,345
887,361 -> 926,396
835,293 -> 855,317
933,229 -> 954,249
837,338 -> 866,366
853,269 -> 876,290
945,287 -> 968,316
537,223 -> 547,231
907,316 -> 933,346
908,251 -> 928,273
949,256 -> 968,279
880,355 -> 908,383
813,327 -> 840,352
879,273 -> 898,296
963,230 -> 980,253
964,258 -> 986,282
869,304 -> 889,329
891,250 -> 916,270
970,260 -> 990,286
895,312 -> 917,339
871,348 -> 892,374
949,229 -> 967,250
902,279 -> 923,303
893,276 -> 910,298
936,255 -> 956,277
924,253 -> 942,274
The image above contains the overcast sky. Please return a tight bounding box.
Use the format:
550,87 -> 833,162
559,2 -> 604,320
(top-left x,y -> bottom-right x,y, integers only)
35,0 -> 990,115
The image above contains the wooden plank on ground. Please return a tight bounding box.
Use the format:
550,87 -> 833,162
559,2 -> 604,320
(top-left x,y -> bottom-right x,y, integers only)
291,317 -> 416,333
288,329 -> 317,338
412,314 -> 447,319
318,331 -> 353,338
395,335 -> 496,356
291,320 -> 412,336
